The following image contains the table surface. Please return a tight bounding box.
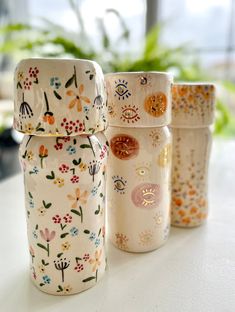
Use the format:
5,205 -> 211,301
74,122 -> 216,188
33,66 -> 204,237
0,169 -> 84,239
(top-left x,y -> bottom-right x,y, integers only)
0,139 -> 235,312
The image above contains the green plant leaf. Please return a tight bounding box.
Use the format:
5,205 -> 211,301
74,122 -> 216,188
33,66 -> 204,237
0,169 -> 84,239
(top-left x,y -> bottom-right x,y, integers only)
65,75 -> 75,88
57,253 -> 63,258
57,285 -> 63,292
82,276 -> 96,282
43,200 -> 52,208
60,232 -> 69,238
54,90 -> 62,100
71,209 -> 81,216
37,243 -> 48,252
214,99 -> 231,135
0,23 -> 31,34
95,205 -> 100,215
144,24 -> 160,59
46,171 -> 55,179
73,158 -> 81,166
80,144 -> 91,149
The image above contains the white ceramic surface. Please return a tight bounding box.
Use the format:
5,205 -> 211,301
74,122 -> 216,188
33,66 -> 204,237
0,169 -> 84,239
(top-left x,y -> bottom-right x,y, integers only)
106,126 -> 172,252
171,83 -> 215,227
106,72 -> 173,127
105,72 -> 173,252
14,58 -> 107,136
171,128 -> 212,227
19,133 -> 108,295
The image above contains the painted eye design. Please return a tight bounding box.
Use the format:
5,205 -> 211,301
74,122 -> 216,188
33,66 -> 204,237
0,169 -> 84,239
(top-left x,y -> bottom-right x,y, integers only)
114,79 -> 131,100
131,183 -> 161,209
110,134 -> 139,160
112,175 -> 127,194
120,105 -> 140,123
140,76 -> 148,85
135,162 -> 151,180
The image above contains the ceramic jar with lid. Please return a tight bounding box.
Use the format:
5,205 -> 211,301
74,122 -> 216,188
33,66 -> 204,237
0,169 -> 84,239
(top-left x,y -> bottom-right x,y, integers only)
171,83 -> 215,227
14,58 -> 108,295
105,72 -> 173,252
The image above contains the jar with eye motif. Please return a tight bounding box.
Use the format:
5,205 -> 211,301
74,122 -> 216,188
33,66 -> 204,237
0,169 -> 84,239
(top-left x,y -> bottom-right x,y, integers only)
105,72 -> 173,252
171,83 -> 215,227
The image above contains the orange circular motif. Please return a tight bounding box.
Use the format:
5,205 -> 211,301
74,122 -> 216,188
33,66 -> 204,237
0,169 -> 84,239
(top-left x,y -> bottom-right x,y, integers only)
110,134 -> 139,160
144,92 -> 167,117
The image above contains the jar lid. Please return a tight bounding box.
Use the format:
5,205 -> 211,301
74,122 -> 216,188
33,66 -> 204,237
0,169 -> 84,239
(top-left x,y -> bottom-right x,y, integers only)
171,83 -> 215,127
105,72 -> 173,127
14,58 -> 107,136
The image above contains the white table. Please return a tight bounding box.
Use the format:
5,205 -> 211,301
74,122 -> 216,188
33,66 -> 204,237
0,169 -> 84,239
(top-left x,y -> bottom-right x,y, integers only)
0,139 -> 235,312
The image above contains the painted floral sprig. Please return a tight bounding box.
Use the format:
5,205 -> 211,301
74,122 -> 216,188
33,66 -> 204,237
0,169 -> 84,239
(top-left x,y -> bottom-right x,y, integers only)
43,92 -> 55,125
54,258 -> 70,283
65,65 -> 77,88
37,228 -> 56,257
39,145 -> 48,169
50,77 -> 62,100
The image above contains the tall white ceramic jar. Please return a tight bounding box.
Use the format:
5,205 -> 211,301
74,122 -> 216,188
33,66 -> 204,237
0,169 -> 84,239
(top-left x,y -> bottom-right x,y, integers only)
171,83 -> 215,227
105,72 -> 173,252
14,58 -> 108,295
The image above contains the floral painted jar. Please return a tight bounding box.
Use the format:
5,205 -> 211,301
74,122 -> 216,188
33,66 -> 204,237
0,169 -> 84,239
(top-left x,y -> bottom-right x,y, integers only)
14,58 -> 108,295
171,83 -> 215,227
105,72 -> 173,252
14,58 -> 107,136
19,133 -> 108,295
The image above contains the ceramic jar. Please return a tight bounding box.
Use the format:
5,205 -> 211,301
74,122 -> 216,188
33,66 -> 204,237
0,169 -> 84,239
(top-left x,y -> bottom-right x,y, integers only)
14,58 -> 107,136
171,83 -> 215,227
105,72 -> 173,252
14,58 -> 108,295
19,133 -> 108,295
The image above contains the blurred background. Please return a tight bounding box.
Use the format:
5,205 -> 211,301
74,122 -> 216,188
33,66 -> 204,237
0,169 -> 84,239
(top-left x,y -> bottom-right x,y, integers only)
0,0 -> 235,180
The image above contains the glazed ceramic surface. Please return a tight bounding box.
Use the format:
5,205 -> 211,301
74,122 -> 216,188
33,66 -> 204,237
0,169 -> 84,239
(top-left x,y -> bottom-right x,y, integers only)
19,133 -> 108,295
171,83 -> 215,227
106,126 -> 172,252
106,72 -> 173,127
171,128 -> 212,227
14,58 -> 107,136
171,83 -> 215,127
105,72 -> 173,252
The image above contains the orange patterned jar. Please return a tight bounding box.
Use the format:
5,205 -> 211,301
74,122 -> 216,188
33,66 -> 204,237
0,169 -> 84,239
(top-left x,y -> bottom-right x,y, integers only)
171,83 -> 216,227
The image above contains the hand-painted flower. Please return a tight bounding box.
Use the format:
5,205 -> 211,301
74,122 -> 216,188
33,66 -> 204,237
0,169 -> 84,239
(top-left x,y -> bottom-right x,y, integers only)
40,228 -> 56,242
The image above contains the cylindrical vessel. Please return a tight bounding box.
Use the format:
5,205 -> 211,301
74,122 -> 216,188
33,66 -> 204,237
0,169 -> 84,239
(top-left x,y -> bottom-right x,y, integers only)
14,58 -> 107,136
171,83 -> 215,227
14,58 -> 108,295
105,72 -> 173,252
19,133 -> 108,295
